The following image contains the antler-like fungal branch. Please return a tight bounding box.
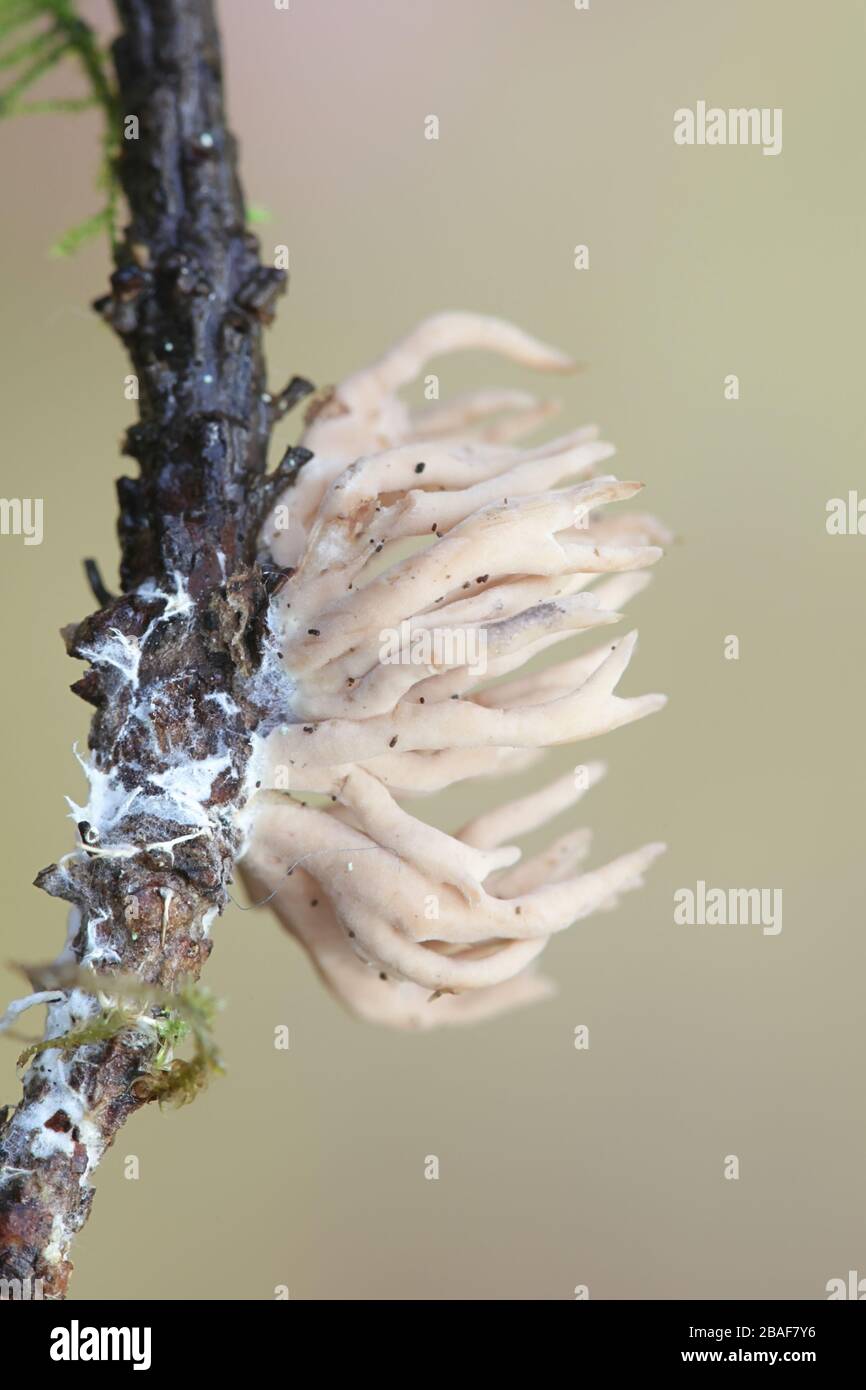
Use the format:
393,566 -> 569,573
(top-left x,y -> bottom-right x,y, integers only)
242,310 -> 669,1027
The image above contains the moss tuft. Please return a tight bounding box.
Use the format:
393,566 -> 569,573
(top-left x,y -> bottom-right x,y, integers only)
0,0 -> 121,251
17,1004 -> 138,1068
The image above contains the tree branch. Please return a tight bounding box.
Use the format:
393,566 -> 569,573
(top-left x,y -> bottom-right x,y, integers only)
0,0 -> 301,1297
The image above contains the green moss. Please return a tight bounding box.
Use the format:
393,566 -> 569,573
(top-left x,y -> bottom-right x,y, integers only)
14,978 -> 224,1110
50,205 -> 113,257
151,1011 -> 191,1070
0,0 -> 121,251
132,1049 -> 217,1108
16,1004 -> 138,1069
134,986 -> 224,1109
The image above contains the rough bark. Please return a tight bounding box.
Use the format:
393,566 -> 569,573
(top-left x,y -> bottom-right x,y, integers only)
0,0 -> 307,1297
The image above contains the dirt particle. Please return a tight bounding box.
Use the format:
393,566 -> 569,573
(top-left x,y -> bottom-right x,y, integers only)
45,1110 -> 73,1133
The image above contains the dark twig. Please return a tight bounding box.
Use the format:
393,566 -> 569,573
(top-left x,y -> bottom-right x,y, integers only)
0,0 -> 304,1296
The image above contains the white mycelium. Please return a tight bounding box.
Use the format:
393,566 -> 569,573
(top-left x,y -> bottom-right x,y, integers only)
241,313 -> 669,1028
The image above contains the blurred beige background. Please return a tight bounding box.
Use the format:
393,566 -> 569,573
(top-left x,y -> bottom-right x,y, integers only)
1,0 -> 863,1299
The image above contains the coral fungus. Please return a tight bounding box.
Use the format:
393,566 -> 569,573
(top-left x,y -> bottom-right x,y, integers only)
243,313 -> 668,1027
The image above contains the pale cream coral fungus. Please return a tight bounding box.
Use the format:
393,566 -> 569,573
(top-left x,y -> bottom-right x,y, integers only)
242,312 -> 668,1027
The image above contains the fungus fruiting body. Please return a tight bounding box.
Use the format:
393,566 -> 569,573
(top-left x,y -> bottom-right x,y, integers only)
242,313 -> 669,1028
